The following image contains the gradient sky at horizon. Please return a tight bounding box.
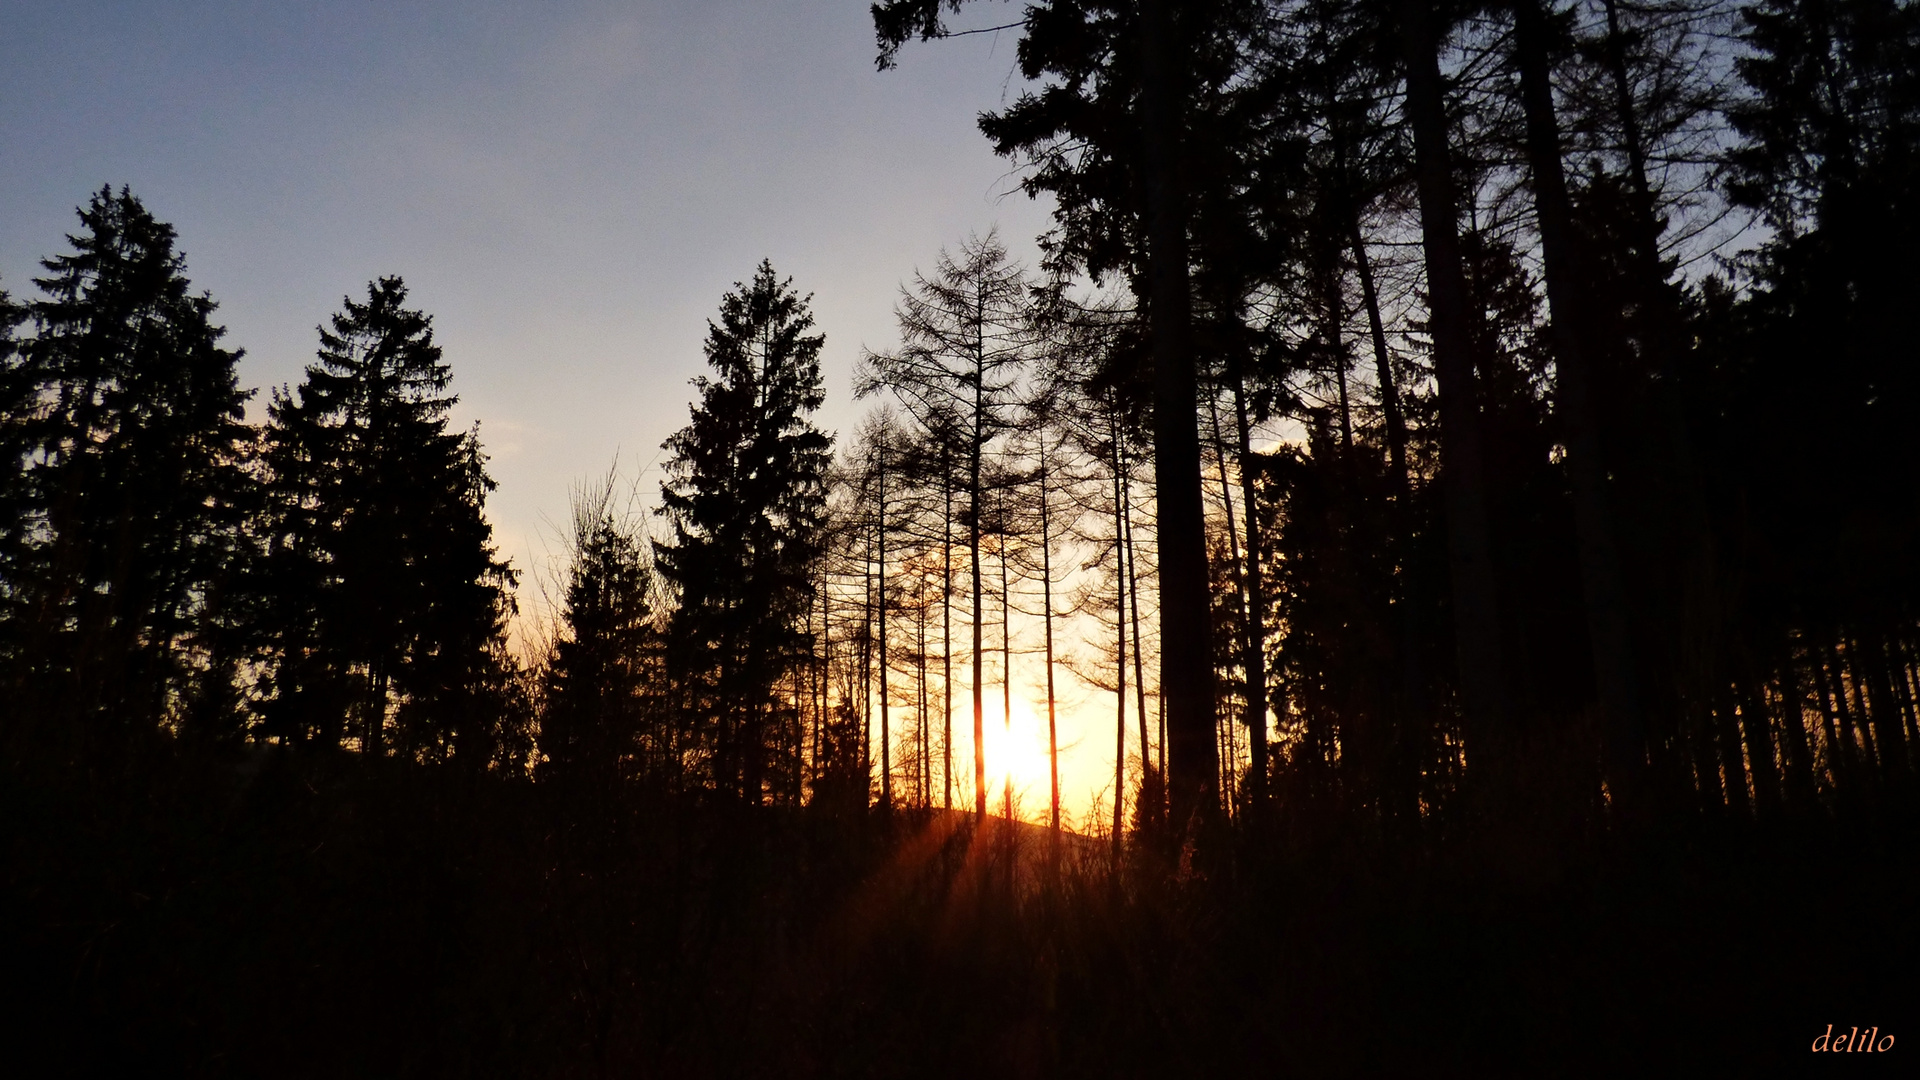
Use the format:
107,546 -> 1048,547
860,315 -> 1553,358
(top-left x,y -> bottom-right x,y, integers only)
1,0 -> 1055,569
0,1 -> 1150,821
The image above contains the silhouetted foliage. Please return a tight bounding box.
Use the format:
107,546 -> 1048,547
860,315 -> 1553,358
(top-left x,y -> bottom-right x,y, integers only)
0,187 -> 254,760
658,261 -> 832,804
857,232 -> 1035,818
259,277 -> 522,767
539,475 -> 661,795
9,0 -> 1920,1063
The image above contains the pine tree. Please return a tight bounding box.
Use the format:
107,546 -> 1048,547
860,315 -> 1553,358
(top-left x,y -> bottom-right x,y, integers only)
658,261 -> 832,804
262,276 -> 520,766
540,473 -> 659,793
2,188 -> 254,755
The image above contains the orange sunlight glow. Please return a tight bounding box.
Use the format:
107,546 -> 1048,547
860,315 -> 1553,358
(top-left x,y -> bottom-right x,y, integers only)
978,695 -> 1057,822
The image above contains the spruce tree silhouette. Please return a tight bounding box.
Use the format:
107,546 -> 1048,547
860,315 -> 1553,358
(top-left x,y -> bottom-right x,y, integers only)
658,261 -> 832,804
261,276 -> 520,765
0,187 -> 253,758
541,475 -> 658,795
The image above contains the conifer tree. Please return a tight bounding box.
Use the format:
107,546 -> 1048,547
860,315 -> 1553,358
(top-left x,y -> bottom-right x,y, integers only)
2,188 -> 254,754
658,261 -> 832,804
262,276 -> 519,766
541,474 -> 658,793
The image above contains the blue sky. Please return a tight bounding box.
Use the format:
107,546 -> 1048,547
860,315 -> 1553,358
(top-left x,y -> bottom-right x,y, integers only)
1,0 -> 1053,590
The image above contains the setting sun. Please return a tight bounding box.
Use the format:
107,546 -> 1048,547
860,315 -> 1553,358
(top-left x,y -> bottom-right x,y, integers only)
978,696 -> 1054,815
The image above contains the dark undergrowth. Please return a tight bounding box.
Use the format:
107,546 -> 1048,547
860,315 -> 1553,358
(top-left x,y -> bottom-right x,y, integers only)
4,749 -> 1914,1077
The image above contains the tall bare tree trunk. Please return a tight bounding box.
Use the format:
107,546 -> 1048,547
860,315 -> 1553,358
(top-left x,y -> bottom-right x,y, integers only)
1713,693 -> 1751,818
1139,0 -> 1218,834
1207,391 -> 1252,811
1111,401 -> 1129,857
808,573 -> 821,795
1874,636 -> 1914,782
1123,469 -> 1153,829
1686,700 -> 1724,814
1041,453 -> 1060,835
1159,697 -> 1168,777
944,445 -> 954,811
1228,355 -> 1268,807
1899,638 -> 1920,752
878,449 -> 892,811
1840,642 -> 1881,780
1349,216 -> 1428,820
1399,0 -> 1509,790
919,569 -> 930,805
1599,0 -> 1668,297
1001,528 -> 1014,823
861,542 -> 874,804
1350,220 -> 1410,496
1738,676 -> 1782,818
973,302 -> 988,821
1813,645 -> 1850,793
1513,0 -> 1647,814
1318,255 -> 1355,459
1775,654 -> 1818,808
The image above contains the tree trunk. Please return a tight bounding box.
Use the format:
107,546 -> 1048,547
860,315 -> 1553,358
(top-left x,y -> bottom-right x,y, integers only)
1123,468 -> 1154,830
1875,635 -> 1915,782
973,317 -> 988,820
919,566 -> 930,805
944,445 -> 955,811
1158,695 -> 1167,784
1900,637 -> 1920,753
1318,254 -> 1355,459
1042,453 -> 1060,835
1599,0 -> 1668,293
1228,356 -> 1268,808
1738,675 -> 1782,818
808,576 -> 821,795
1776,653 -> 1818,807
1840,642 -> 1881,780
1207,390 -> 1252,811
861,543 -> 874,803
1111,400 -> 1129,857
1001,525 -> 1014,823
1813,647 -> 1851,793
879,449 -> 892,811
1349,218 -> 1428,820
1139,0 -> 1218,834
1350,219 -> 1411,496
1512,0 -> 1647,814
1713,692 -> 1750,818
1399,0 -> 1509,788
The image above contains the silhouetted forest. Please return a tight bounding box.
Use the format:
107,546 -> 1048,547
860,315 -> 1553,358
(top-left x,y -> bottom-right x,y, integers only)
4,0 -> 1918,1072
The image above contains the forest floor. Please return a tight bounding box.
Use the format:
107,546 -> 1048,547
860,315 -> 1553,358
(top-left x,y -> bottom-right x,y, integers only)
4,751 -> 1915,1076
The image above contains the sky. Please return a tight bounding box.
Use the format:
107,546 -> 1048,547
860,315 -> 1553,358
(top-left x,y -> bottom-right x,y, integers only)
0,0 -> 1138,821
1,0 -> 1053,567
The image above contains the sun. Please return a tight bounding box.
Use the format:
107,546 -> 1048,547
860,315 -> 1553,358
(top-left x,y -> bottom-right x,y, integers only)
978,695 -> 1056,820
